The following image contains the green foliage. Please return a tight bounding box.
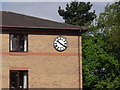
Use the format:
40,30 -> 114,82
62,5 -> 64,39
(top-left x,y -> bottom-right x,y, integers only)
82,33 -> 120,88
58,1 -> 96,26
82,1 -> 120,88
97,2 -> 120,60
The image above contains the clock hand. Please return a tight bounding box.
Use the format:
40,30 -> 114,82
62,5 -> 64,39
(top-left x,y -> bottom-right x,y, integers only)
57,40 -> 67,48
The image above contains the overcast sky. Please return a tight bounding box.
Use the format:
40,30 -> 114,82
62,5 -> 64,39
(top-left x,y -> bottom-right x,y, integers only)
1,2 -> 113,22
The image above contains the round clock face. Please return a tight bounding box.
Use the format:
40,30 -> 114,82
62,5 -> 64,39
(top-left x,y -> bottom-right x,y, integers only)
54,37 -> 67,52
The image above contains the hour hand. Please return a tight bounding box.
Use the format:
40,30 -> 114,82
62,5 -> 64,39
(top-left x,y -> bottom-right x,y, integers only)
57,40 -> 67,48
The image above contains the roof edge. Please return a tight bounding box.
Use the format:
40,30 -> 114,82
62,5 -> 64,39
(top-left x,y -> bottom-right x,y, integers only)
0,25 -> 88,32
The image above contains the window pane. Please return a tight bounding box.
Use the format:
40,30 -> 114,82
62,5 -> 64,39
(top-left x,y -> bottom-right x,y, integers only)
10,34 -> 13,51
19,71 -> 28,89
19,71 -> 24,89
23,72 -> 28,89
10,34 -> 28,52
11,34 -> 18,51
24,35 -> 28,52
10,71 -> 18,89
10,70 -> 28,89
19,35 -> 25,52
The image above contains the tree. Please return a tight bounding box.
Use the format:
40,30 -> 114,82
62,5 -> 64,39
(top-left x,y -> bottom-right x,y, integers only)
82,2 -> 120,88
58,1 -> 96,26
97,2 -> 120,60
82,32 -> 120,88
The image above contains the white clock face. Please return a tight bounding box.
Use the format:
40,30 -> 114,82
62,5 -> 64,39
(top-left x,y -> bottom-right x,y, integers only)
54,37 -> 67,52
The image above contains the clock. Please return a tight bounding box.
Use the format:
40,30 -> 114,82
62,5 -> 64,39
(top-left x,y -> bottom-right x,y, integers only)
54,37 -> 67,52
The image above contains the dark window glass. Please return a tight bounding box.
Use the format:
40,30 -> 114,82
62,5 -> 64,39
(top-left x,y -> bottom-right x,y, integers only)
10,70 -> 28,90
10,71 -> 18,89
10,34 -> 28,52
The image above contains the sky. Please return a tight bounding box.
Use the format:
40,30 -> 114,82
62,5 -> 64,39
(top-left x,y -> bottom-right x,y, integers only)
0,1 -> 114,22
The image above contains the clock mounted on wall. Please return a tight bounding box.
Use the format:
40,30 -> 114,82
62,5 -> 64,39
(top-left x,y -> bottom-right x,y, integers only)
54,37 -> 67,52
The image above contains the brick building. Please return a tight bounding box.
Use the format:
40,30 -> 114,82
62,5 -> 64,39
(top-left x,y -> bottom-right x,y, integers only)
0,11 -> 87,89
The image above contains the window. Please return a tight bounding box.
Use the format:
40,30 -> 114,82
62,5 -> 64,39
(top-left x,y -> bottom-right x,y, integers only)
10,34 -> 28,52
10,70 -> 28,90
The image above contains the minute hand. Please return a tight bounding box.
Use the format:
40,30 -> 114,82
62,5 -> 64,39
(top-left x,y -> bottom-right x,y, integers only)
57,40 -> 67,48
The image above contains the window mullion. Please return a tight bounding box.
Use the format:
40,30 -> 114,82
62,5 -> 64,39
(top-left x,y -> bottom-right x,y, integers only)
17,35 -> 20,51
17,71 -> 20,89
